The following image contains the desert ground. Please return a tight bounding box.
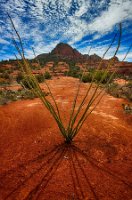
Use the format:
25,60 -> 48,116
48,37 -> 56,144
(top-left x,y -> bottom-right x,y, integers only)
0,77 -> 132,200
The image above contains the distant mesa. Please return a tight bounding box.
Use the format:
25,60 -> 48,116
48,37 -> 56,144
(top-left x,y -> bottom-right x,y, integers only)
0,42 -> 131,77
109,56 -> 119,62
36,42 -> 102,62
89,54 -> 102,62
83,54 -> 90,59
50,43 -> 83,58
36,53 -> 49,60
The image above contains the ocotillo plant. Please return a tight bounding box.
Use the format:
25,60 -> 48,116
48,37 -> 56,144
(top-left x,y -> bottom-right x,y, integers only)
8,14 -> 123,143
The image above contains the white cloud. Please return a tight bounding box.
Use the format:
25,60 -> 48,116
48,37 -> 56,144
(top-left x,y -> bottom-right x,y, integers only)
88,0 -> 132,34
117,52 -> 132,61
1,0 -> 132,43
0,0 -> 131,61
25,40 -> 60,58
74,0 -> 90,17
0,38 -> 9,45
79,43 -> 132,61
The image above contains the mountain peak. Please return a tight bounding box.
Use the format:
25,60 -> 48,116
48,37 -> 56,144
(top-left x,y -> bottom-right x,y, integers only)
37,42 -> 102,62
50,43 -> 83,58
55,42 -> 70,47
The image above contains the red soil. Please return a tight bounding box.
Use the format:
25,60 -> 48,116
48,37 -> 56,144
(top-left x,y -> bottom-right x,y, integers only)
0,85 -> 22,91
114,79 -> 129,86
0,77 -> 132,200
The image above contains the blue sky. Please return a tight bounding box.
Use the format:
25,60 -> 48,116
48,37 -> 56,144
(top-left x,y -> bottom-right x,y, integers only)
0,0 -> 132,61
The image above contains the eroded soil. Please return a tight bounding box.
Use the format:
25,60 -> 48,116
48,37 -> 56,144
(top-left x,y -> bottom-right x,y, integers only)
0,77 -> 132,200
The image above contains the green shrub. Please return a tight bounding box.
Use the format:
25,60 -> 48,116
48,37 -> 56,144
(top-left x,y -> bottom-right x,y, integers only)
82,73 -> 92,83
94,70 -> 113,84
0,88 -> 48,105
19,90 -> 36,100
1,72 -> 10,79
82,70 -> 114,84
35,74 -> 45,83
21,77 -> 36,89
0,90 -> 17,105
107,82 -> 132,101
16,72 -> 24,83
17,73 -> 45,84
44,71 -> 51,79
65,66 -> 81,78
0,68 -> 5,73
66,70 -> 82,78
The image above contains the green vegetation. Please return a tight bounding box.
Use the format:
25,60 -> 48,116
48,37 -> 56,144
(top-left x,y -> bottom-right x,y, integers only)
65,65 -> 82,78
9,14 -> 122,144
0,67 -> 13,74
16,72 -> 24,83
0,59 -> 16,64
66,70 -> 81,78
52,61 -> 58,72
36,74 -> 45,83
82,70 -> 115,84
0,71 -> 12,86
16,72 -> 52,88
0,89 -> 38,105
44,71 -> 52,79
81,72 -> 92,83
24,72 -> 51,86
21,77 -> 37,89
0,71 -> 10,79
107,81 -> 132,101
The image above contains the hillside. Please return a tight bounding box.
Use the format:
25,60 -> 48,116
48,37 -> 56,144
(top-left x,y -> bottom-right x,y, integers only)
0,43 -> 132,89
36,42 -> 101,62
50,43 -> 83,59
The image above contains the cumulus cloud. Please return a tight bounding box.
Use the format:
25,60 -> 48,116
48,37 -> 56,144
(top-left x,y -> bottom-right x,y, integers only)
0,0 -> 131,60
0,38 -> 10,45
25,39 -> 60,58
88,0 -> 132,34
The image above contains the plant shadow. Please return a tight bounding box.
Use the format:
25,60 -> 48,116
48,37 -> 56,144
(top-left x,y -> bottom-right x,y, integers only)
0,137 -> 132,200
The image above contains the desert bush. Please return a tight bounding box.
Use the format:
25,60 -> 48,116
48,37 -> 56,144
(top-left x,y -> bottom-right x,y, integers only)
68,60 -> 76,68
0,88 -> 47,105
65,66 -> 82,78
16,72 -> 24,83
19,89 -> 37,100
17,72 -> 45,84
0,90 -> 17,105
1,72 -> 10,79
0,60 -> 9,64
20,76 -> 36,90
44,71 -> 52,79
9,14 -> 124,143
81,72 -> 92,83
107,83 -> 120,97
66,70 -> 82,78
94,70 -> 110,83
0,68 -> 5,73
107,82 -> 132,101
82,70 -> 114,84
122,103 -> 132,114
35,74 -> 45,82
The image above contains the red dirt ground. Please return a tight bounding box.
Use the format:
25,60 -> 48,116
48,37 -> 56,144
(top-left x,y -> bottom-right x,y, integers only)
0,77 -> 132,200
